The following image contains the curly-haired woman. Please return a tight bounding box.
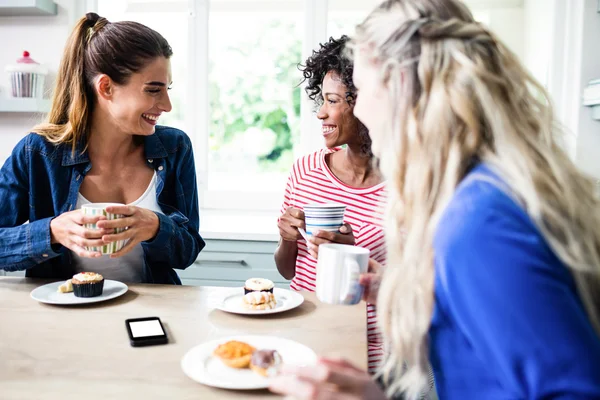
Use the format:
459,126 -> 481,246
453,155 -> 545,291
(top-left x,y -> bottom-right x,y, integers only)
274,35 -> 386,373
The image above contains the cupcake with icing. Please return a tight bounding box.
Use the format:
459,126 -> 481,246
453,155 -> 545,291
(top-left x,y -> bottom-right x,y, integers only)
71,272 -> 104,297
243,278 -> 274,295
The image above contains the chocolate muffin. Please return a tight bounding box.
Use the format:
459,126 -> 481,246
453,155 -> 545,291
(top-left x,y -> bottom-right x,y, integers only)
71,272 -> 104,298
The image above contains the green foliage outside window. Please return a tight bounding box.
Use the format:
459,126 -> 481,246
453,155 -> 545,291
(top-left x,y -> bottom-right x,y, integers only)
209,19 -> 302,174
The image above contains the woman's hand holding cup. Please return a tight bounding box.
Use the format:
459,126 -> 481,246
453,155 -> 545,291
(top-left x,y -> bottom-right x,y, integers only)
96,204 -> 159,258
278,206 -> 306,242
307,224 -> 355,258
49,210 -> 108,258
359,258 -> 382,305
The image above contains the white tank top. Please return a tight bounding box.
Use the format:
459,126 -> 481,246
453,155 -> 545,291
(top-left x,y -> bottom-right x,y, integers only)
71,172 -> 163,283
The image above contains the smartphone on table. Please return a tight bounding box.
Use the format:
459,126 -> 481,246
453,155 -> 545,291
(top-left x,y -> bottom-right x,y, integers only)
125,316 -> 168,347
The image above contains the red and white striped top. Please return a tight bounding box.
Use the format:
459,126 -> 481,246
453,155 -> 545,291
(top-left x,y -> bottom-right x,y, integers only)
280,148 -> 386,373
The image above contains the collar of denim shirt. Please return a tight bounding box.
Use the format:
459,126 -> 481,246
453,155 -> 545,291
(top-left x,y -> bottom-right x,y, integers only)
61,131 -> 169,167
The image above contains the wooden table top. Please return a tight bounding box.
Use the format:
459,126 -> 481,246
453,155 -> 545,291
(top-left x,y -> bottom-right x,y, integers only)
0,277 -> 367,399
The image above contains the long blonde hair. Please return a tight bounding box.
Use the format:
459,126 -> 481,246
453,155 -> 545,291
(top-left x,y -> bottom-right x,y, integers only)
353,0 -> 600,397
33,13 -> 172,152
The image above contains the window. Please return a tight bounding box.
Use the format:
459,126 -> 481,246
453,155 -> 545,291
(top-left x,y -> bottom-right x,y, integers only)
207,2 -> 303,197
95,0 -> 378,213
328,0 -> 370,39
96,0 -> 504,214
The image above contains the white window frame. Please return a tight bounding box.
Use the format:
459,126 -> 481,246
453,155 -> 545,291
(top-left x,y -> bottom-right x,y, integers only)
92,0 -> 376,213
194,0 -> 334,212
91,0 -> 524,213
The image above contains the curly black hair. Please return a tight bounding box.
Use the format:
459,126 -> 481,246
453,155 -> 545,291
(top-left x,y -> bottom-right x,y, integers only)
298,35 -> 372,157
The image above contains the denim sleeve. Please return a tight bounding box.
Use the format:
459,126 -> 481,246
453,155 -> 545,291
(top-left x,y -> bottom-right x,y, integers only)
142,140 -> 205,271
0,136 -> 60,270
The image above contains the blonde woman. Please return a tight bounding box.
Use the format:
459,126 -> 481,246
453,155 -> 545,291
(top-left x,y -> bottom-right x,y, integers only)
270,0 -> 600,399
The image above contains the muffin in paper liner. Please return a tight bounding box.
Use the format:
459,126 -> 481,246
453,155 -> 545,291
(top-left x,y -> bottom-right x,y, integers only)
72,273 -> 105,298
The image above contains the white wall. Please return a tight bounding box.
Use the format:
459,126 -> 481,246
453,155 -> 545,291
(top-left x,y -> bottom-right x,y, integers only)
488,8 -> 525,62
523,0 -> 555,86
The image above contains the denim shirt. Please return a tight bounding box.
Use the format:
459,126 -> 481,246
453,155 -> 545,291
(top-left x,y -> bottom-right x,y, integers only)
0,126 -> 205,284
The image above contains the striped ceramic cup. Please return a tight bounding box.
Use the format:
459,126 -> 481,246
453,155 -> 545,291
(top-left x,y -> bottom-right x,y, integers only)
81,203 -> 127,255
303,203 -> 346,236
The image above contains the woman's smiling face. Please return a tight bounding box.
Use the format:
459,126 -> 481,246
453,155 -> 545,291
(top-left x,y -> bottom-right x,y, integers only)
316,70 -> 361,149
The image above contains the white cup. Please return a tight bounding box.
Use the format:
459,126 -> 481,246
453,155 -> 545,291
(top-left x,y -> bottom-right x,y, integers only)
316,244 -> 370,305
81,203 -> 126,255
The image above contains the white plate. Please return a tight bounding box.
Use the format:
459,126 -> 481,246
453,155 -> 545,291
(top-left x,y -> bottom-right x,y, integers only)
215,288 -> 304,315
181,335 -> 317,390
30,279 -> 128,305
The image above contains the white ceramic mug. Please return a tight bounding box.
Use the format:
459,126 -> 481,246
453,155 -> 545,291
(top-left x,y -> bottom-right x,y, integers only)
316,244 -> 370,305
81,203 -> 126,255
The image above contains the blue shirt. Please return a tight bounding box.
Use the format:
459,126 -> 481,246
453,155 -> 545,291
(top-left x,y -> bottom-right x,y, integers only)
0,126 -> 205,284
430,164 -> 600,399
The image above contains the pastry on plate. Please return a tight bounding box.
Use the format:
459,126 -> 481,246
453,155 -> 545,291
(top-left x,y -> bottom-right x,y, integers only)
250,349 -> 283,377
244,278 -> 274,295
242,291 -> 277,310
57,279 -> 73,293
71,272 -> 104,298
213,340 -> 256,368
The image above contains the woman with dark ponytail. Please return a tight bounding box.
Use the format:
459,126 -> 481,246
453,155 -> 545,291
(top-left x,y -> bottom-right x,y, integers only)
0,13 -> 205,284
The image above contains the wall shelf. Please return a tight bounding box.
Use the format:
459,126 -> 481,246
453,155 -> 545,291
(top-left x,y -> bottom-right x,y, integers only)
0,97 -> 50,113
0,0 -> 57,16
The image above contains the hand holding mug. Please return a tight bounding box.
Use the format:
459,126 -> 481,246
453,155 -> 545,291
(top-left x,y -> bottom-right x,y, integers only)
307,223 -> 355,258
359,258 -> 383,305
50,210 -> 108,258
278,206 -> 305,242
96,204 -> 159,258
